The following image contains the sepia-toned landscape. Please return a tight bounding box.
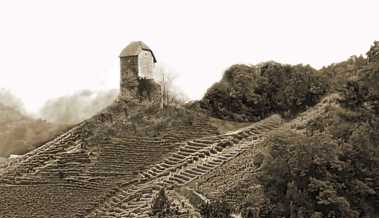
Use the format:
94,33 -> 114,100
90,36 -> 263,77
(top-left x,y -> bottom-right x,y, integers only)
1,1 -> 379,217
0,40 -> 378,218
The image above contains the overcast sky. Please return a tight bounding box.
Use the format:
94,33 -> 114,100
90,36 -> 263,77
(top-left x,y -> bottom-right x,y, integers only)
0,0 -> 378,112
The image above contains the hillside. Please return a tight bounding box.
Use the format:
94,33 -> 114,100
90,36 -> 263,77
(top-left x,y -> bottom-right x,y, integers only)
0,41 -> 378,218
0,103 -> 68,157
0,99 -> 221,217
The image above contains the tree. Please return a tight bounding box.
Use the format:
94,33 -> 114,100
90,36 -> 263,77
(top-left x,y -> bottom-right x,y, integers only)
153,63 -> 188,107
200,62 -> 328,121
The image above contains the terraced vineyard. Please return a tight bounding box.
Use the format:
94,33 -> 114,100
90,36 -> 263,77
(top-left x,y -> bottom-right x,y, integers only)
0,107 -> 222,218
0,95 -> 346,218
85,115 -> 283,217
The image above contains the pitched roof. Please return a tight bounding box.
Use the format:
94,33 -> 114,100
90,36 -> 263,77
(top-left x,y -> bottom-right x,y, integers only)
119,41 -> 157,62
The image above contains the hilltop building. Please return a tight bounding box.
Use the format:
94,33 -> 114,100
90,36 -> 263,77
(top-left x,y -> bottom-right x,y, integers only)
119,41 -> 161,105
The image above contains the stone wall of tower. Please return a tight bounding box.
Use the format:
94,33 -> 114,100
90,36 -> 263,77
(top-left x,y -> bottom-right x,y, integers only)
120,56 -> 161,105
120,56 -> 139,100
138,50 -> 154,79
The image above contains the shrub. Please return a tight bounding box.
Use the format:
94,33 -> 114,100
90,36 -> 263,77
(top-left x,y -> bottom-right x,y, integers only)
151,189 -> 180,218
256,120 -> 379,218
199,200 -> 233,218
201,62 -> 328,122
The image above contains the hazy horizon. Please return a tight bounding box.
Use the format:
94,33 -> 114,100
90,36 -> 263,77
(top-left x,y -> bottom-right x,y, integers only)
1,0 -> 379,113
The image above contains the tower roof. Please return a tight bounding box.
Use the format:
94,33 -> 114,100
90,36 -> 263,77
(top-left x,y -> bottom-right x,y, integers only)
119,41 -> 157,62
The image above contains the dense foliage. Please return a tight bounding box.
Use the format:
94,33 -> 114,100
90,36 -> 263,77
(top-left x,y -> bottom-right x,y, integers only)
340,63 -> 379,114
201,62 -> 328,122
318,55 -> 367,93
255,58 -> 379,218
257,129 -> 378,218
199,200 -> 233,218
202,42 -> 379,218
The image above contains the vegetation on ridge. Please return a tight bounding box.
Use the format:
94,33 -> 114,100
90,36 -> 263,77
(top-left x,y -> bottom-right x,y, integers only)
1,42 -> 379,218
200,62 -> 328,122
198,41 -> 379,218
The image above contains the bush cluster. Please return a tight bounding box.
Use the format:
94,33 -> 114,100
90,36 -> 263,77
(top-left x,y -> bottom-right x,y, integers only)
254,61 -> 379,218
201,62 -> 328,122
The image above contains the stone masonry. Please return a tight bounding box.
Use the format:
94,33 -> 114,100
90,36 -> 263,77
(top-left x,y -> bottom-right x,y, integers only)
119,41 -> 161,105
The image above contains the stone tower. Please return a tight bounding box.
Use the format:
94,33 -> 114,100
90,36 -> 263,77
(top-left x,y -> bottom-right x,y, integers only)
119,41 -> 161,104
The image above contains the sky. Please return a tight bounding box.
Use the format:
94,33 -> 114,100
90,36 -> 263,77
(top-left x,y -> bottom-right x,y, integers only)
0,0 -> 378,112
